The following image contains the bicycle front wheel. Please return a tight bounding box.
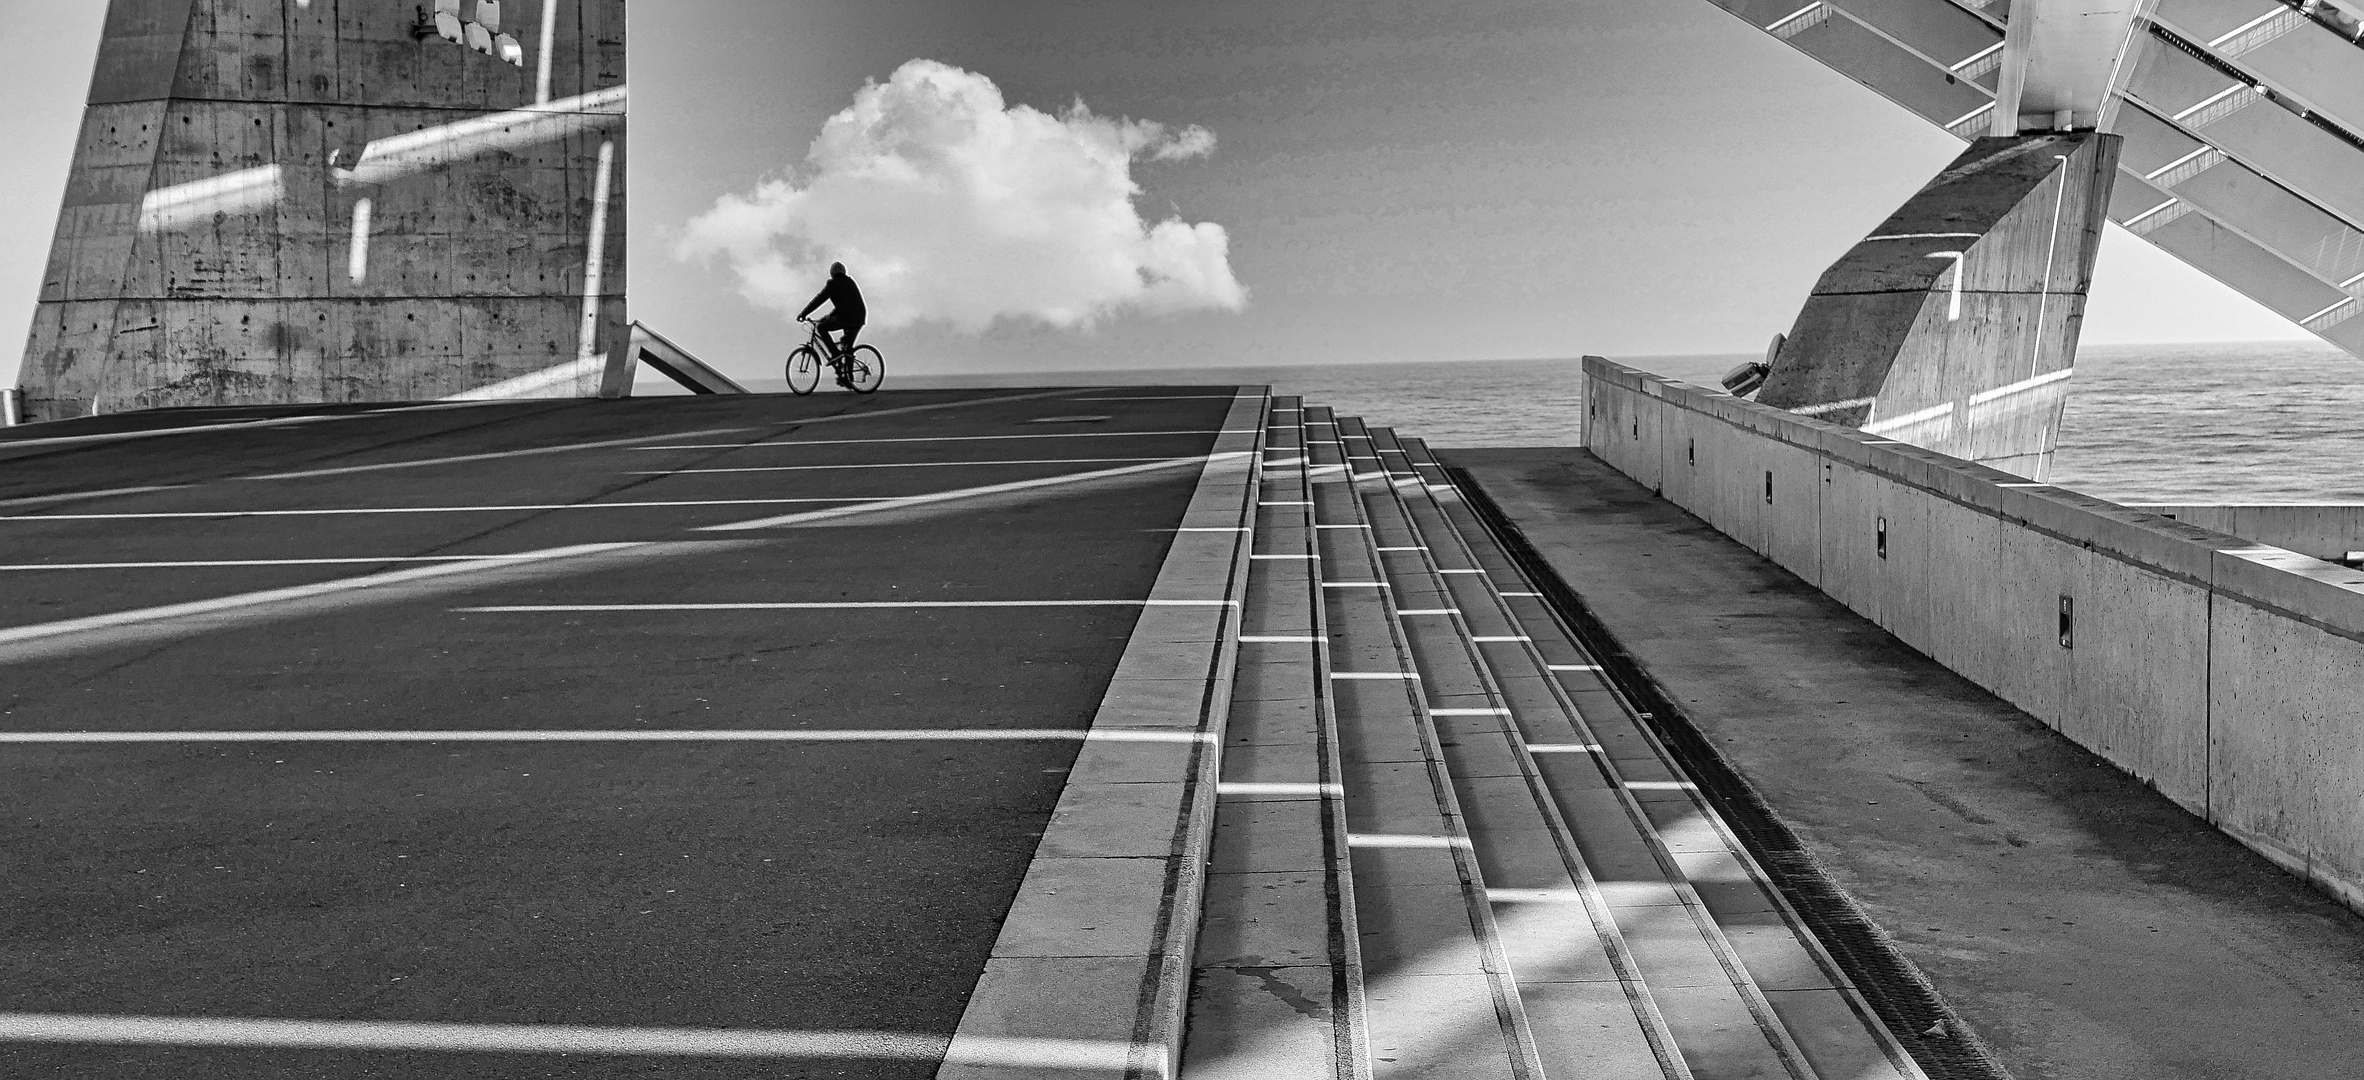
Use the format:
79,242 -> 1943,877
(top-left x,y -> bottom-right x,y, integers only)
786,346 -> 821,395
846,345 -> 885,394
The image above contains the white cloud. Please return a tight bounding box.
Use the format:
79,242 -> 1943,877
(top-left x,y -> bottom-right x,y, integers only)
676,59 -> 1246,332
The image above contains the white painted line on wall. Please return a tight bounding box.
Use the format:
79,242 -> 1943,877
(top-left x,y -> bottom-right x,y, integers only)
631,457 -> 1166,475
454,600 -> 1233,612
0,1012 -> 1133,1068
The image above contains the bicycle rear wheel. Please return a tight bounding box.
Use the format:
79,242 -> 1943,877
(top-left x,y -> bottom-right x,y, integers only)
846,345 -> 885,393
786,346 -> 821,395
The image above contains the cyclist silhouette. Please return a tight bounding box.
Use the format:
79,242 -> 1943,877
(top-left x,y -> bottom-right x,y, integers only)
797,263 -> 867,389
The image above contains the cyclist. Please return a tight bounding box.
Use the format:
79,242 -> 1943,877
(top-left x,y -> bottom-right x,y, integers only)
796,262 -> 867,389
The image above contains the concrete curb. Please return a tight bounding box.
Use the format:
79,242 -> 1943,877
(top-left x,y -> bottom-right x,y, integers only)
938,388 -> 1268,1080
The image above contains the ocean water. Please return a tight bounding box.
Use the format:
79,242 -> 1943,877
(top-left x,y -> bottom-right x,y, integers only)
896,341 -> 2364,504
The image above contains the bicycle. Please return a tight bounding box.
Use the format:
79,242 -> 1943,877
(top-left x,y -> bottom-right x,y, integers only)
787,319 -> 884,395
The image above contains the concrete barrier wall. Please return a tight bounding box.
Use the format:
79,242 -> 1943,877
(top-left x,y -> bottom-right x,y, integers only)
1582,356 -> 2364,913
2126,504 -> 2364,563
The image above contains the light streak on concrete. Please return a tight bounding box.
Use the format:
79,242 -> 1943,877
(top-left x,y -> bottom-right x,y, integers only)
135,166 -> 285,233
576,138 -> 616,385
634,458 -> 1166,475
536,0 -> 559,103
346,198 -> 372,282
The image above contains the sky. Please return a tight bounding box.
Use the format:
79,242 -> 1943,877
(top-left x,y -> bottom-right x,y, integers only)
0,0 -> 2322,388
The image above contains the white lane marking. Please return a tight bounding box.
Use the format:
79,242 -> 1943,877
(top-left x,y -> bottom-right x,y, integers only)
1216,782 -> 1343,796
248,389 -> 1088,480
1471,636 -> 1532,643
0,728 -> 1212,745
1330,671 -> 1418,680
1237,635 -> 1322,643
0,556 -> 557,571
2,498 -> 862,522
1430,708 -> 1511,716
1068,395 -> 1240,401
0,1012 -> 1133,1067
454,600 -> 1234,612
640,430 -> 1253,451
703,452 -> 1247,532
0,486 -> 188,509
239,427 -> 766,481
1346,833 -> 1470,849
1523,743 -> 1603,754
630,457 -> 1167,475
0,414 -> 359,451
1547,664 -> 1603,672
1395,609 -> 1460,615
0,543 -> 641,652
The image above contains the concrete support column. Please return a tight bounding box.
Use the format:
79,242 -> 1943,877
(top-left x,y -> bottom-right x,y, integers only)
1757,133 -> 2120,481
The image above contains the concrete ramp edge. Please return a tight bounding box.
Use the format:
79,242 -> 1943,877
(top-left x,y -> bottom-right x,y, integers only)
936,388 -> 1269,1080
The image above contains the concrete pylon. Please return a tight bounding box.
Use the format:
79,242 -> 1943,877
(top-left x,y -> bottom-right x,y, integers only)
15,0 -> 626,423
1757,132 -> 2120,480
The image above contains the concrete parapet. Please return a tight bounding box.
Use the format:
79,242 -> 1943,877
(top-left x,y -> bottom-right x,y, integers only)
1582,354 -> 2364,913
2129,504 -> 2364,563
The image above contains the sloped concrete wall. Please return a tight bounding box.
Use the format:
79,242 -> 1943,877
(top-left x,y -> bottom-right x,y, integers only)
18,0 -> 627,421
1584,355 -> 2364,913
2129,504 -> 2364,563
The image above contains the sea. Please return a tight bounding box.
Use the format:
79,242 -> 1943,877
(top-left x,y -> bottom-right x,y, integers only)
888,341 -> 2364,505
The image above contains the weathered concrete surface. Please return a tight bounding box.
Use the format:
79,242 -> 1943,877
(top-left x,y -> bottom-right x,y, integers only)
0,387 -> 1238,1078
1761,133 -> 2119,481
17,0 -> 626,422
1449,446 -> 2364,1080
2128,503 -> 2364,562
1587,357 -> 2364,914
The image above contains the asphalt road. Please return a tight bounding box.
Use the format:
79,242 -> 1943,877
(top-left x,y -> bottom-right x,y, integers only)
0,388 -> 1241,1078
